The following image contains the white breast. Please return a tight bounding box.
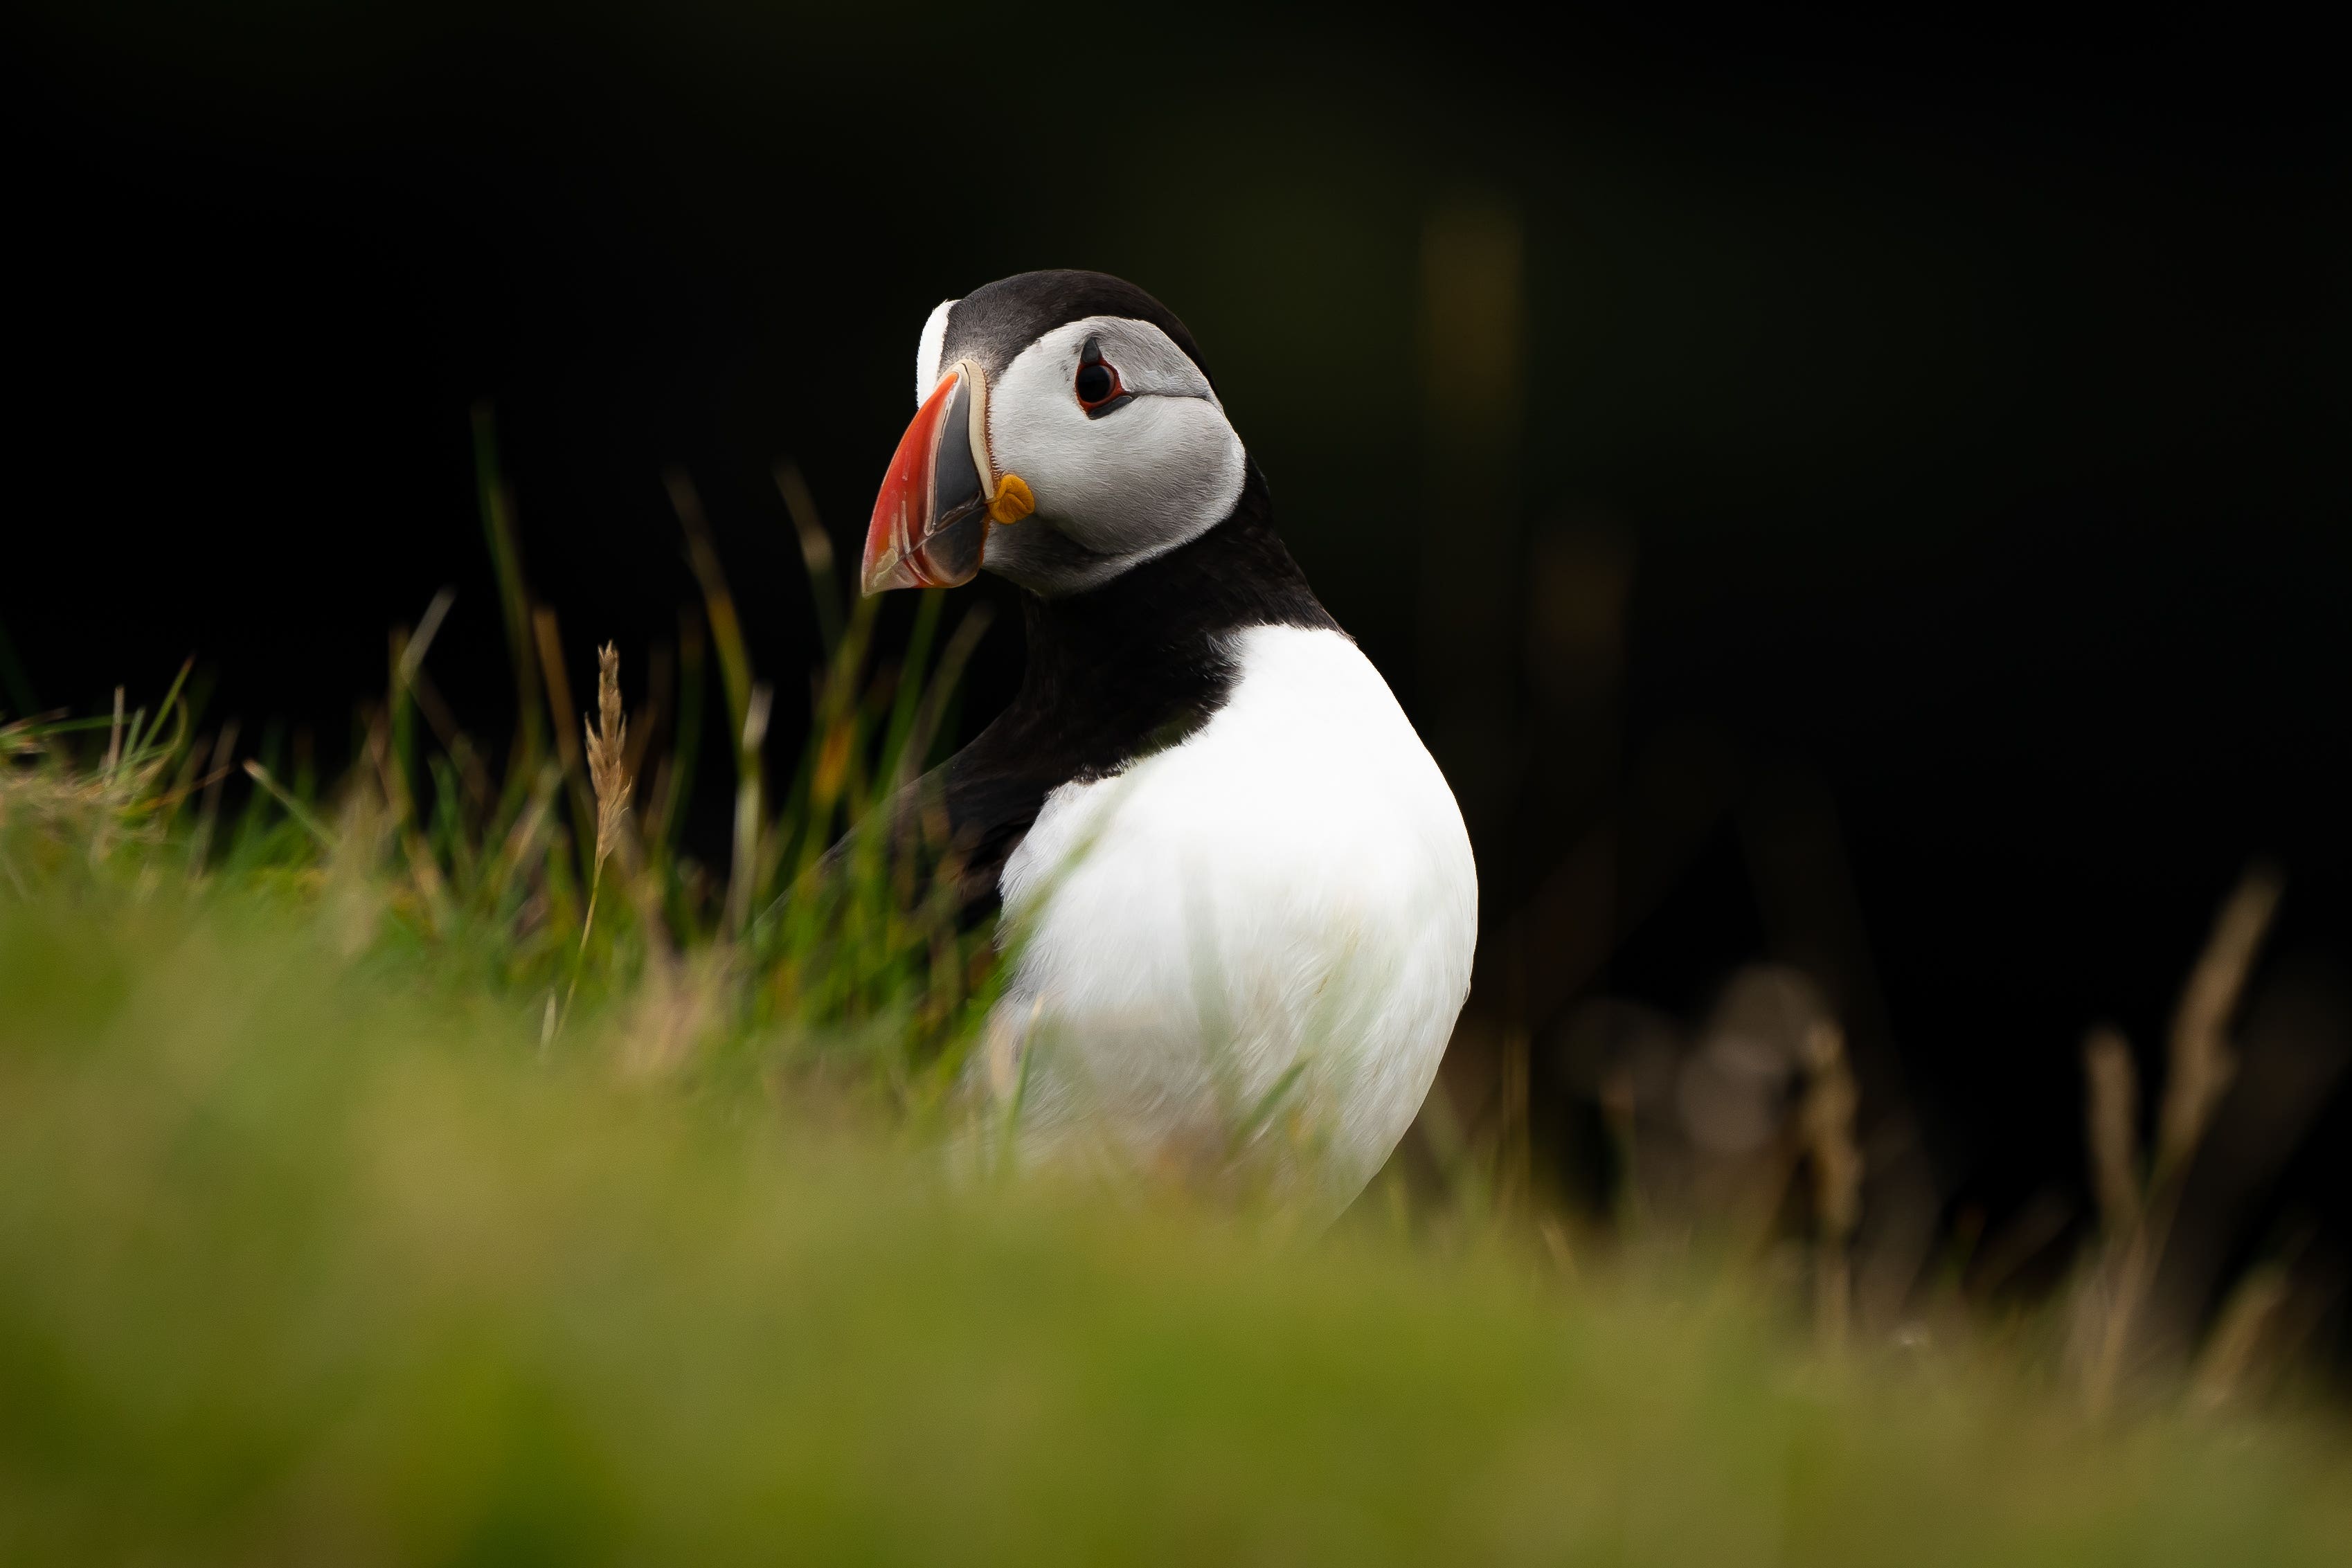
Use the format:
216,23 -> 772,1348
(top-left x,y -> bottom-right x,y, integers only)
989,624 -> 1478,1209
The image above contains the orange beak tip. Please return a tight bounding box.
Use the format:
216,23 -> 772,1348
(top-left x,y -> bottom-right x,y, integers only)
860,549 -> 922,596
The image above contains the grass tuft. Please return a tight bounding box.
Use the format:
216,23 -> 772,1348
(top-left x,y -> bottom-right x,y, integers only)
3,453 -> 2349,1558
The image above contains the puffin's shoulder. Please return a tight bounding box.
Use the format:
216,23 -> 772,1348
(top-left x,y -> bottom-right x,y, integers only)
866,467 -> 1340,921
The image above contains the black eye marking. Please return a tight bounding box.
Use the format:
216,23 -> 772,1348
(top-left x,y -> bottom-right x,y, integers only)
1075,335 -> 1133,417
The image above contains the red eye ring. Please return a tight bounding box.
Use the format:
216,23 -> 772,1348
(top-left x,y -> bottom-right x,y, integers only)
1075,336 -> 1127,413
1075,359 -> 1122,409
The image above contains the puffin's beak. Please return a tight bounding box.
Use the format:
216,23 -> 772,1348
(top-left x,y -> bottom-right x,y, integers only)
863,359 -> 1032,595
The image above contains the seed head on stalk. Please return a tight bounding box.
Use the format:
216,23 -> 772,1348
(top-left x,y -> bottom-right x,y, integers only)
585,642 -> 633,871
555,642 -> 632,1046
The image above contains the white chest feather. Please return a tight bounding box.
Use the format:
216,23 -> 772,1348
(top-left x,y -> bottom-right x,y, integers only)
991,624 -> 1478,1207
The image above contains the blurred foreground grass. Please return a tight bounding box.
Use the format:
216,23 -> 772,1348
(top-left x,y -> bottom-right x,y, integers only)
6,775 -> 2352,1562
6,436 -> 2351,1562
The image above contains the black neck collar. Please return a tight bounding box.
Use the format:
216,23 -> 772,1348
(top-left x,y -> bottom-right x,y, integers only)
985,459 -> 1336,780
926,459 -> 1340,909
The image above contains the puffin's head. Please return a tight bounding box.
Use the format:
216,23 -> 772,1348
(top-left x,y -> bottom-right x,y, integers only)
861,270 -> 1246,598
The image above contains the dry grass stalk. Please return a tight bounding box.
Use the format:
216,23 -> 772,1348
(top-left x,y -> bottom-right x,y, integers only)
365,716 -> 451,931
394,587 -> 456,690
186,721 -> 239,875
586,643 -> 633,869
101,686 -> 125,779
2076,1024 -> 2153,1414
2082,1025 -> 2143,1236
1799,1018 -> 1862,1348
2077,864 -> 2283,1416
241,759 -> 336,847
492,764 -> 562,903
726,682 -> 771,939
618,943 -> 729,1080
472,402 -> 548,772
2157,864 -> 2281,1180
533,604 -> 604,883
1537,1216 -> 1577,1281
667,471 -> 768,937
774,459 -> 843,655
2191,1263 -> 2292,1413
557,645 -> 634,1040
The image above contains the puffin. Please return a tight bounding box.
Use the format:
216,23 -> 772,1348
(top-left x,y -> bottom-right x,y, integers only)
859,270 -> 1476,1209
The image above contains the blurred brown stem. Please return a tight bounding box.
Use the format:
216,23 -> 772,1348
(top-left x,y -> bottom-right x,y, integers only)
1801,1018 -> 1862,1349
2077,864 -> 2282,1416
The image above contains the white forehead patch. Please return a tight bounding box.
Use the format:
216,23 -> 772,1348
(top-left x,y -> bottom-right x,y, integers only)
914,299 -> 955,404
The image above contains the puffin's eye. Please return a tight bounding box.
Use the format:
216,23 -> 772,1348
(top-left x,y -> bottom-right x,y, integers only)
1075,336 -> 1129,415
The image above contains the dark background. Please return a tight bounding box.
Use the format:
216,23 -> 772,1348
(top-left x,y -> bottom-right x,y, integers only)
7,7 -> 2348,1330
